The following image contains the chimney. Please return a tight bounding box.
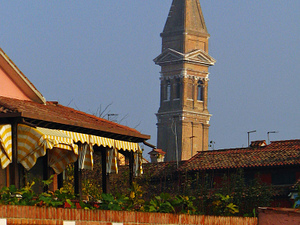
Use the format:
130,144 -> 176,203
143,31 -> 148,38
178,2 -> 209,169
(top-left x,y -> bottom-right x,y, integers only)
148,149 -> 166,163
250,140 -> 267,148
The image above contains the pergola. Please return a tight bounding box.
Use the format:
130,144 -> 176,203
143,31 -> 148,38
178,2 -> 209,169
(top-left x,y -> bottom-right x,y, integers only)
0,96 -> 150,195
0,48 -> 150,196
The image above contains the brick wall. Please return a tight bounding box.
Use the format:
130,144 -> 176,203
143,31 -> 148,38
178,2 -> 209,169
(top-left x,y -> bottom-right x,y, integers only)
0,205 -> 257,225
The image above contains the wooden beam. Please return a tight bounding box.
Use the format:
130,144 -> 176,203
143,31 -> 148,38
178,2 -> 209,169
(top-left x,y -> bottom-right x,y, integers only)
43,151 -> 49,192
9,121 -> 19,188
129,151 -> 134,187
57,173 -> 63,189
6,167 -> 9,187
74,159 -> 82,199
101,148 -> 109,193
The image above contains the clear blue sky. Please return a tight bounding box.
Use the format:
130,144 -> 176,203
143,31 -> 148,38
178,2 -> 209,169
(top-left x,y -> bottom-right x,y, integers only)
1,1 -> 299,158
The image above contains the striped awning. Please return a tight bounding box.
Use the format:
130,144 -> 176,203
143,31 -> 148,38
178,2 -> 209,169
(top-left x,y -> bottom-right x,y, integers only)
0,125 -> 12,169
63,130 -> 140,152
0,124 -> 142,173
115,140 -> 140,152
91,135 -> 114,148
62,130 -> 90,144
18,124 -> 78,173
63,132 -> 141,173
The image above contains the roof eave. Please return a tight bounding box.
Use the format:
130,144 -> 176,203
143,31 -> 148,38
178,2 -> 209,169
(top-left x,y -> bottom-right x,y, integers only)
0,49 -> 46,104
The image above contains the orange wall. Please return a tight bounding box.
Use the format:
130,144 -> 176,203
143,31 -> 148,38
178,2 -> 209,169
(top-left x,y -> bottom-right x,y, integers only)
0,67 -> 31,101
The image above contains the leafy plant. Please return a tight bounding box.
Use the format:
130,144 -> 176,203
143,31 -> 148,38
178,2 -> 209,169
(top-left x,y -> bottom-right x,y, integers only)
212,193 -> 239,216
38,191 -> 63,207
144,193 -> 175,213
82,179 -> 102,201
173,195 -> 197,214
124,182 -> 145,211
0,182 -> 38,206
98,193 -> 125,211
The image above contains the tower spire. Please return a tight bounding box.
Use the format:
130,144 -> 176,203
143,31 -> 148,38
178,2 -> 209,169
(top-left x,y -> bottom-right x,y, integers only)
161,0 -> 209,53
162,0 -> 208,36
155,0 -> 215,162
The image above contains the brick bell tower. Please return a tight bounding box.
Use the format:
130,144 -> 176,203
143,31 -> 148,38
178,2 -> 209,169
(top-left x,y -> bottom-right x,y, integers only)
154,0 -> 216,162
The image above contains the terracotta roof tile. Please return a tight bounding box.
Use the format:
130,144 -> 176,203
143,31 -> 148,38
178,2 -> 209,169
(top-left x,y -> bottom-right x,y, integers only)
0,96 -> 149,141
143,161 -> 184,178
148,149 -> 166,155
179,140 -> 300,171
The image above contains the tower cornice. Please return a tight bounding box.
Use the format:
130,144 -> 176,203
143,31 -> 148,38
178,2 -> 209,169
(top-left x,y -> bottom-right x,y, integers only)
159,73 -> 209,82
154,48 -> 216,67
156,110 -> 212,119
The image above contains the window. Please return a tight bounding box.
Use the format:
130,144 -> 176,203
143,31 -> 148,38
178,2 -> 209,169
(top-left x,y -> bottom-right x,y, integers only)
175,78 -> 180,99
272,171 -> 296,185
165,80 -> 171,101
197,80 -> 204,101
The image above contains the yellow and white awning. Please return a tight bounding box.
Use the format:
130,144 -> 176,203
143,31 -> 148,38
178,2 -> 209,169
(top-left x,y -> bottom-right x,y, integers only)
0,124 -> 143,173
60,130 -> 94,170
62,130 -> 90,144
115,140 -> 140,152
0,125 -> 12,169
18,125 -> 78,174
61,130 -> 142,172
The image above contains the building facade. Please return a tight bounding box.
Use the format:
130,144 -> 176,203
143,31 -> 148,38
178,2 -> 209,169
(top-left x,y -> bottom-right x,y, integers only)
154,0 -> 215,161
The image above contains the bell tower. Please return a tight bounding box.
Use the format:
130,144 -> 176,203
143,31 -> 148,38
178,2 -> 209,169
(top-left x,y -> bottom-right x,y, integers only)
154,0 -> 216,161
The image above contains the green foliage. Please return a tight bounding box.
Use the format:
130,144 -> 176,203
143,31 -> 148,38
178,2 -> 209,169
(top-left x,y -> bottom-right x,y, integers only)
0,182 -> 37,206
42,175 -> 55,188
0,167 -> 275,217
215,170 -> 273,217
211,194 -> 239,216
0,178 -> 76,208
124,182 -> 145,211
82,179 -> 102,201
173,195 -> 197,214
62,165 -> 75,195
98,193 -> 125,211
144,193 -> 175,213
38,191 -> 63,207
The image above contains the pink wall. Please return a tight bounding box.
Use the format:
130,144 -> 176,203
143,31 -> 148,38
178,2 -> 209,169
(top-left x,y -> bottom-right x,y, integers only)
0,67 -> 31,101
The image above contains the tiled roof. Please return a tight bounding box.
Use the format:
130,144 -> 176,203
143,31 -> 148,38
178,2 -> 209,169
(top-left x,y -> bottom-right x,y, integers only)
179,140 -> 300,171
142,161 -> 185,178
0,96 -> 149,142
148,148 -> 166,155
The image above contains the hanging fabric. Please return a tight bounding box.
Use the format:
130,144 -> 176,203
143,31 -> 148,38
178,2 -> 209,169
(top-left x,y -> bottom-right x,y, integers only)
78,143 -> 93,170
134,149 -> 143,176
48,147 -> 78,174
0,125 -> 12,169
17,124 -> 78,172
106,147 -> 118,174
